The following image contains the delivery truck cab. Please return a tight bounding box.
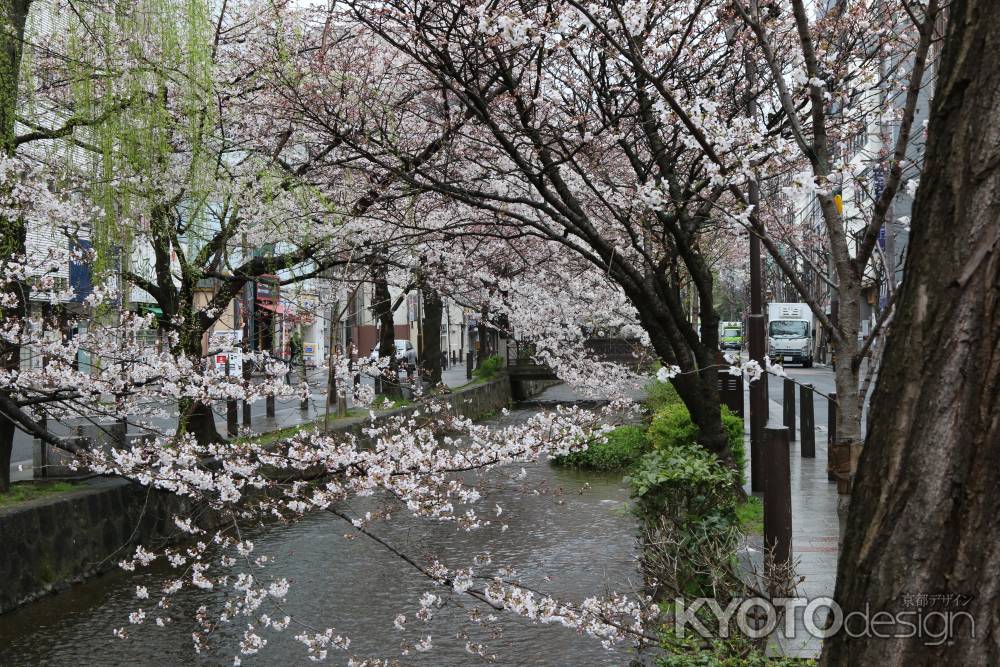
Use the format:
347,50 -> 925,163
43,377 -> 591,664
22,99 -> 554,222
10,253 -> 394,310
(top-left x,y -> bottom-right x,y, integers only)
767,303 -> 814,367
719,321 -> 743,350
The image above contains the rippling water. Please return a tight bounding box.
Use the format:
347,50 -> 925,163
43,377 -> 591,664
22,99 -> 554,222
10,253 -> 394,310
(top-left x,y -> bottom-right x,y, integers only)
0,407 -> 642,667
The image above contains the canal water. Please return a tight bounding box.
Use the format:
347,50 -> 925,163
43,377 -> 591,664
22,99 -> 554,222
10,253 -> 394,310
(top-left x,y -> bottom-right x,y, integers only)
0,405 -> 642,666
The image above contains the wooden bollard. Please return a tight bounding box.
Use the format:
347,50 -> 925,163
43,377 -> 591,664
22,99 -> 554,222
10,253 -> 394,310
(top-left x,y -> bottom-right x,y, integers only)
764,424 -> 793,587
800,383 -> 816,457
783,377 -> 796,441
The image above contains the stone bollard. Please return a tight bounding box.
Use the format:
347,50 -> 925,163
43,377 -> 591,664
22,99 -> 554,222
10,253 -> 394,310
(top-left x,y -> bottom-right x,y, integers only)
800,383 -> 815,457
336,394 -> 348,418
827,391 -> 837,481
763,423 -> 793,592
783,377 -> 796,441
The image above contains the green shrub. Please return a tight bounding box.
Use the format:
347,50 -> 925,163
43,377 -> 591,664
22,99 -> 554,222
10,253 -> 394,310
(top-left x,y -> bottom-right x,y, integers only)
721,406 -> 746,481
627,444 -> 737,529
627,443 -> 741,597
630,401 -> 748,598
646,403 -> 745,485
656,635 -> 813,666
472,354 -> 503,380
552,424 -> 648,471
648,404 -> 701,450
643,377 -> 684,412
735,495 -> 764,535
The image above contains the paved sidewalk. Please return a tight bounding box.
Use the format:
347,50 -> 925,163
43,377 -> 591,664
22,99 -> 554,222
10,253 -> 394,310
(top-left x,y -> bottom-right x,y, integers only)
9,364 -> 476,482
742,390 -> 841,659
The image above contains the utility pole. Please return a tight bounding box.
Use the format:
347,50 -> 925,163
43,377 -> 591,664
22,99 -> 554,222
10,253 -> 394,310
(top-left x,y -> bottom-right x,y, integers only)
748,179 -> 767,494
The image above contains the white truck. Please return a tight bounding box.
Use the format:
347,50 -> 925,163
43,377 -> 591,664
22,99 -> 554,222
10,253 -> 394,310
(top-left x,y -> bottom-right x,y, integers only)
767,303 -> 815,367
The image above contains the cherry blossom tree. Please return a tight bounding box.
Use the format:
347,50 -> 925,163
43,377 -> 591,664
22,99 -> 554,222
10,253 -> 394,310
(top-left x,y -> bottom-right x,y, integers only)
732,0 -> 942,447
313,0 -> 771,460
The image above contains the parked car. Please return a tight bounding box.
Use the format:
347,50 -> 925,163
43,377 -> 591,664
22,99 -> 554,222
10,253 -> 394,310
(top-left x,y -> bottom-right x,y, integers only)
369,339 -> 417,373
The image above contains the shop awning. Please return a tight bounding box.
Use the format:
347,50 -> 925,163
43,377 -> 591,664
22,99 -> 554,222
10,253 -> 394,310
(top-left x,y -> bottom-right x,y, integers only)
256,301 -> 287,315
138,304 -> 164,316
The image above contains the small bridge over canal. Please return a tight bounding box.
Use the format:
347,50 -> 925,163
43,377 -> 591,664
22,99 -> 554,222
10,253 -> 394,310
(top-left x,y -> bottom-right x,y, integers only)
504,338 -> 653,397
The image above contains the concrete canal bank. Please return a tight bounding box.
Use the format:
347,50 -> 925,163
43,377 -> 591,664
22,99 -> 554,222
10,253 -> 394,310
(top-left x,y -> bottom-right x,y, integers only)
0,376 -> 542,615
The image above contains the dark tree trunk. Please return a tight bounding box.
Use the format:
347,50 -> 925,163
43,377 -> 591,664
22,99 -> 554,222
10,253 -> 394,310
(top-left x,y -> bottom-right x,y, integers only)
0,411 -> 13,492
477,305 -> 490,365
0,1 -> 32,492
174,326 -> 223,446
421,286 -> 443,386
371,266 -> 400,398
181,399 -> 223,446
823,2 -> 1000,663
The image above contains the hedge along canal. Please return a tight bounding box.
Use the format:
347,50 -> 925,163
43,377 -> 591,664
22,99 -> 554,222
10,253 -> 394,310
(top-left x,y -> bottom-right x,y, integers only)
0,382 -> 642,666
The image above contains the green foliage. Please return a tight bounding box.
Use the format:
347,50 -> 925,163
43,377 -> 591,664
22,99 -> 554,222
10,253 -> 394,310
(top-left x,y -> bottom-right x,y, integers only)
472,355 -> 503,380
656,634 -> 813,666
646,403 -> 745,486
735,496 -> 764,535
628,402 -> 749,600
371,394 -> 413,410
628,444 -> 738,532
552,425 -> 648,471
644,377 -> 684,412
721,407 -> 746,482
0,481 -> 78,507
648,404 -> 702,450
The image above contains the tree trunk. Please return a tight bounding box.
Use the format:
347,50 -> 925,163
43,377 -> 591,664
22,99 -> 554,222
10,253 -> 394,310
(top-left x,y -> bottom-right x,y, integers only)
421,285 -> 443,386
823,2 -> 1000,663
180,399 -> 223,445
833,273 -> 864,445
371,267 -> 400,398
174,327 -> 223,445
0,1 -> 33,492
477,305 -> 490,364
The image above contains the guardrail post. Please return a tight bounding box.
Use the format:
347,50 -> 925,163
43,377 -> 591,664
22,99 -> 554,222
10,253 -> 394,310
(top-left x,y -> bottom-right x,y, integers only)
764,423 -> 793,590
800,383 -> 815,457
783,377 -> 796,441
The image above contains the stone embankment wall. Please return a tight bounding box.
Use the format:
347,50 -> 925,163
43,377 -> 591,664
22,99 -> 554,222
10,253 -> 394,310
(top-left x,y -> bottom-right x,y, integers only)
0,376 -> 524,615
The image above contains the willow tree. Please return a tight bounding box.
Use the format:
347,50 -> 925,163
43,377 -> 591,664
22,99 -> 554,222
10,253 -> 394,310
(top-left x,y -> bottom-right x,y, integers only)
66,0 -> 372,444
0,0 -> 133,490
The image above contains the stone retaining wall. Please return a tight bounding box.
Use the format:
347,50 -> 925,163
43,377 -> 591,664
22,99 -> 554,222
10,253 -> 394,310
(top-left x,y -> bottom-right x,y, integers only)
0,376 -> 518,615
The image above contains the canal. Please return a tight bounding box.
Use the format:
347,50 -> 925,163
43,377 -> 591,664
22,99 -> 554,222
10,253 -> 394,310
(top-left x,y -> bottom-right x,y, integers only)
0,404 -> 642,666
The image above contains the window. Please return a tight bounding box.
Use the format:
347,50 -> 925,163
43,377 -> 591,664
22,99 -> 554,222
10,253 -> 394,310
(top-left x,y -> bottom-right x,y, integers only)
769,321 -> 809,338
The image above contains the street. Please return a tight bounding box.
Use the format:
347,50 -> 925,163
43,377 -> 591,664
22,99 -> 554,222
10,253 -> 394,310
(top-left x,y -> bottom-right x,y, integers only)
8,363 -> 474,482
